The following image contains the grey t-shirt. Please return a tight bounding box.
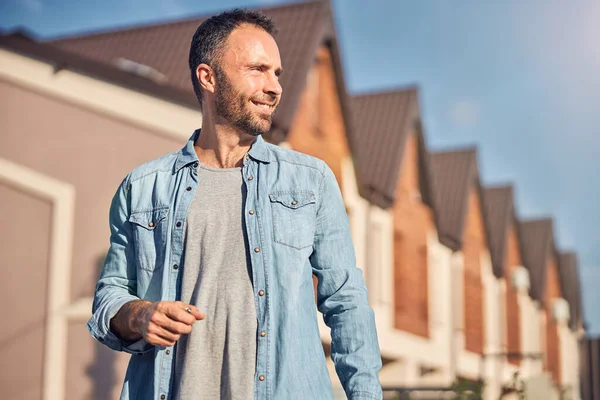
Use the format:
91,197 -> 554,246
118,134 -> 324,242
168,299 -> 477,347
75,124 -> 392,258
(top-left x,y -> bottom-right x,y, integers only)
173,163 -> 257,400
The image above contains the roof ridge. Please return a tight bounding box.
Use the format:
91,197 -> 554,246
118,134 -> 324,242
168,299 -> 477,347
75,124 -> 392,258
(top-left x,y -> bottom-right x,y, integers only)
430,146 -> 478,156
351,84 -> 419,99
484,183 -> 513,191
46,0 -> 323,42
520,216 -> 554,225
559,250 -> 577,257
0,33 -> 199,108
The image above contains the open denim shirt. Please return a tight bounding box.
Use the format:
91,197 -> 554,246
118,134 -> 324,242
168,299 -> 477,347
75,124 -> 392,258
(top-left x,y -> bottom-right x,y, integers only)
88,130 -> 382,400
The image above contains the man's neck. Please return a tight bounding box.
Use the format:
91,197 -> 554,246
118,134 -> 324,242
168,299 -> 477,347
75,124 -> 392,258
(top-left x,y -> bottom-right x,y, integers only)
195,115 -> 256,169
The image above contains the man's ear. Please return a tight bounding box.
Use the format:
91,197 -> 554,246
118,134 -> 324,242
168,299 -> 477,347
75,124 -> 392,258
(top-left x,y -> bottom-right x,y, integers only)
197,64 -> 216,94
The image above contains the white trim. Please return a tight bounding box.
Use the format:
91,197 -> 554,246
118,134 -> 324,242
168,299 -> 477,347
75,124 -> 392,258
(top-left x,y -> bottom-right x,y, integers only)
366,205 -> 394,311
340,157 -> 368,278
456,350 -> 481,380
63,297 -> 93,320
540,309 -> 547,367
557,322 -> 581,399
0,158 -> 75,400
0,49 -> 201,142
499,278 -> 508,353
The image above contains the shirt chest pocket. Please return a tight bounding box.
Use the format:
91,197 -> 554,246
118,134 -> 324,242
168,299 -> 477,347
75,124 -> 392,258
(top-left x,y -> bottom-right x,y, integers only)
128,207 -> 169,272
269,191 -> 316,250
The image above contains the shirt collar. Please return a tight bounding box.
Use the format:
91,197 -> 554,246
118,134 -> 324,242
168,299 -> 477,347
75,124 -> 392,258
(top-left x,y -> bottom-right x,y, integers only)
246,134 -> 272,163
175,129 -> 272,171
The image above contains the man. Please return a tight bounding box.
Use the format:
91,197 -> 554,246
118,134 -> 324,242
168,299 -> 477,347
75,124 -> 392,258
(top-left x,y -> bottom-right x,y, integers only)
89,8 -> 382,400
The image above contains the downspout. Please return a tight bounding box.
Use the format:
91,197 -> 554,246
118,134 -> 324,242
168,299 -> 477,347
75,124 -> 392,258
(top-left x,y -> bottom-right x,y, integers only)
365,202 -> 373,302
449,250 -> 458,383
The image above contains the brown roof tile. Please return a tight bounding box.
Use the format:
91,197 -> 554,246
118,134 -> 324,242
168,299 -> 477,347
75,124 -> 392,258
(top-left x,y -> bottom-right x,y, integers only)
428,148 -> 480,251
518,218 -> 556,304
558,252 -> 583,332
348,87 -> 422,209
482,186 -> 515,278
47,0 -> 335,140
0,32 -> 199,109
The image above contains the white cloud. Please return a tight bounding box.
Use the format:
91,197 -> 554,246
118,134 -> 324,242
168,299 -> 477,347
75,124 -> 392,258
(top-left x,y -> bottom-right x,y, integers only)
449,98 -> 481,128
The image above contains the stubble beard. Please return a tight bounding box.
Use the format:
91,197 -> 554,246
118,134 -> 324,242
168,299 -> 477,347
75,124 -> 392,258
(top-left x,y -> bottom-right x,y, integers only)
214,69 -> 275,137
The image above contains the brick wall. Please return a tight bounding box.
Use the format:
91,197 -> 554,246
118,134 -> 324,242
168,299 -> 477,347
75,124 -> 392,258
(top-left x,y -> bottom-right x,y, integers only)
505,223 -> 522,366
392,132 -> 434,338
286,46 -> 350,191
462,189 -> 486,355
545,255 -> 562,384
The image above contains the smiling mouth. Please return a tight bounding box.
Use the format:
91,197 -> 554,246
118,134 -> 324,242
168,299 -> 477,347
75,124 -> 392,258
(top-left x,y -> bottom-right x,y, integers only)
251,100 -> 276,112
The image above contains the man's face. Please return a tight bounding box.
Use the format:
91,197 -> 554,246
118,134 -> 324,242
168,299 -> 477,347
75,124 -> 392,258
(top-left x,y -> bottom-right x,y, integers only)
213,24 -> 283,137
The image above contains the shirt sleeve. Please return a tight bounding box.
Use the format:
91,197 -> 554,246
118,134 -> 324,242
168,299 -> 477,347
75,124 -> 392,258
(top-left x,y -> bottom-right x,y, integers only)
309,162 -> 383,400
86,175 -> 153,355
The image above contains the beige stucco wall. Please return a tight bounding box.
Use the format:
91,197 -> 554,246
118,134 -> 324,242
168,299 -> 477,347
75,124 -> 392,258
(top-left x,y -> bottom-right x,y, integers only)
0,49 -> 202,400
0,80 -> 192,303
0,183 -> 52,399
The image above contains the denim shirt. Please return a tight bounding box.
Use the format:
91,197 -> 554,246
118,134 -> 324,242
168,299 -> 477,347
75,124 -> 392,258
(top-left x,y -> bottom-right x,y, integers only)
88,130 -> 382,400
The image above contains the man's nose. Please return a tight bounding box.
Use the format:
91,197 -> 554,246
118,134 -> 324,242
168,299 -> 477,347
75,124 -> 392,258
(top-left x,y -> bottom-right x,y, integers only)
264,73 -> 282,97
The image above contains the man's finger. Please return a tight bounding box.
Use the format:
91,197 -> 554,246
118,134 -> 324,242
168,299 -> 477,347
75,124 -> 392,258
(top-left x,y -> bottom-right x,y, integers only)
147,322 -> 180,343
156,314 -> 193,335
154,326 -> 180,343
183,304 -> 206,321
146,333 -> 176,348
165,303 -> 204,323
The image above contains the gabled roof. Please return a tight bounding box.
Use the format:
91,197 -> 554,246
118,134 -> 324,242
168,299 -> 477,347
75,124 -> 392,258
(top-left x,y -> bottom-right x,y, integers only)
518,218 -> 558,304
0,32 -> 198,108
558,252 -> 583,332
428,148 -> 481,251
46,0 -> 342,142
482,185 -> 516,278
348,87 -> 428,209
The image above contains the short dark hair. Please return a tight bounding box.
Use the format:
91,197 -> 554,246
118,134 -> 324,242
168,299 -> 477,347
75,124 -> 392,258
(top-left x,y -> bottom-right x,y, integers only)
188,9 -> 277,109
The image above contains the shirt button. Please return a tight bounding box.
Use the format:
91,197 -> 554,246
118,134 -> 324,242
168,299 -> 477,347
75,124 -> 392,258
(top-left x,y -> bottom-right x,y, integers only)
166,349 -> 171,355
245,155 -> 249,161
173,264 -> 178,270
249,210 -> 255,215
186,186 -> 192,191
291,200 -> 297,205
160,395 -> 166,400
260,331 -> 266,337
254,247 -> 260,253
259,375 -> 265,381
258,290 -> 265,296
248,176 -> 254,181
176,221 -> 182,227
148,221 -> 154,227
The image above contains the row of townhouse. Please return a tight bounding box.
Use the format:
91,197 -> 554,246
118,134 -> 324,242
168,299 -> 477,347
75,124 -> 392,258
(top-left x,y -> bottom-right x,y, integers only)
0,0 -> 588,399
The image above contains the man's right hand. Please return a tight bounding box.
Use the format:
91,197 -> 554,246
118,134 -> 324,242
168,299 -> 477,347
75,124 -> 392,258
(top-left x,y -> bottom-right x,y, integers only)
111,300 -> 205,347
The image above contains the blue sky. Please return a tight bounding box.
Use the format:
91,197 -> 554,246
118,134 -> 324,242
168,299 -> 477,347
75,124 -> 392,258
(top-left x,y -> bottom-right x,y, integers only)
1,0 -> 599,335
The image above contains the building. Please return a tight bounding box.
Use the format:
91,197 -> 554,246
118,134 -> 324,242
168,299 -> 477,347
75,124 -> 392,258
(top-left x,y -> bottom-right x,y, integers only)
0,0 -> 585,399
